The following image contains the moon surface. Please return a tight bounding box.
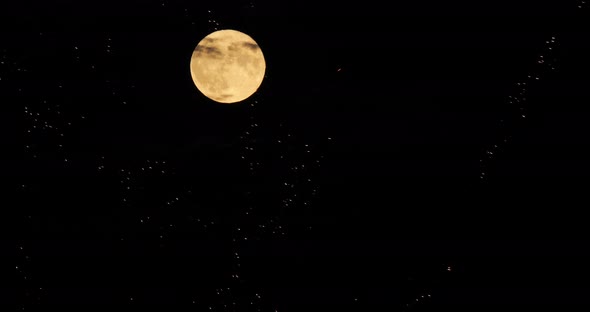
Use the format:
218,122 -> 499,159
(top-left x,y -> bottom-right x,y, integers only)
190,29 -> 266,104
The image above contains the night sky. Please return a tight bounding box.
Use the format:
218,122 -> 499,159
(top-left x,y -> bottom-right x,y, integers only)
10,0 -> 590,310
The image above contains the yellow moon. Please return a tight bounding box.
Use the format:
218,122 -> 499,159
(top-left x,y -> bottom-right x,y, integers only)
190,29 -> 266,104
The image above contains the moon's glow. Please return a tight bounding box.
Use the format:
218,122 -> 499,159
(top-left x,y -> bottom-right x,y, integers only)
190,29 -> 266,104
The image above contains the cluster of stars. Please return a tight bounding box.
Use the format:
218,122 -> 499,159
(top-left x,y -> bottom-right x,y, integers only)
21,64 -> 87,162
479,0 -> 590,181
207,9 -> 221,31
24,100 -> 78,161
276,137 -> 325,231
216,102 -> 332,312
479,34 -> 560,181
238,109 -> 331,238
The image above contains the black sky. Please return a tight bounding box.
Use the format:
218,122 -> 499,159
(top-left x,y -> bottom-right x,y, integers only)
9,0 -> 590,310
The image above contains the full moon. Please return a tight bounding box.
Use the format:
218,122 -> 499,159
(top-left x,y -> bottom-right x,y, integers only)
190,29 -> 266,104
